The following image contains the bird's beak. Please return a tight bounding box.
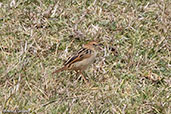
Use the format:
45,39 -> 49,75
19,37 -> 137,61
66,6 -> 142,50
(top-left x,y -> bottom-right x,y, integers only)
97,43 -> 104,50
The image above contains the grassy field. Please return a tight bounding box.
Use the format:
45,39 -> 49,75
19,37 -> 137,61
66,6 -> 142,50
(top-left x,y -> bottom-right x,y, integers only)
0,0 -> 170,113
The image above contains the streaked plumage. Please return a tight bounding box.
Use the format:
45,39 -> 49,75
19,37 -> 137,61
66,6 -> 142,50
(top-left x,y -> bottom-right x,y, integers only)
52,41 -> 101,84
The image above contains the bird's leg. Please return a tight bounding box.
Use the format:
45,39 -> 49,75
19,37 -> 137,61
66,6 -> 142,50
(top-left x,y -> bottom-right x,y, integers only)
75,70 -> 81,82
79,71 -> 89,84
75,70 -> 79,76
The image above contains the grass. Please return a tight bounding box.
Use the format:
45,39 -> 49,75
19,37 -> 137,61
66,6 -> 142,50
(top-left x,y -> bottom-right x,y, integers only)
0,0 -> 170,113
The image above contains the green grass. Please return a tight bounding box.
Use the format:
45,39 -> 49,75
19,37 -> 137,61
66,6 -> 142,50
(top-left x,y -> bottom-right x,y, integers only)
0,0 -> 170,113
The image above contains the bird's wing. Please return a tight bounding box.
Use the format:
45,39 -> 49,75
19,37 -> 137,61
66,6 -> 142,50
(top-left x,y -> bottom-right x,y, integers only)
64,47 -> 92,66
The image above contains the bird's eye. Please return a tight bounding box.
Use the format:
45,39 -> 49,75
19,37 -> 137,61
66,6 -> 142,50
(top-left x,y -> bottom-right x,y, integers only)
93,44 -> 96,46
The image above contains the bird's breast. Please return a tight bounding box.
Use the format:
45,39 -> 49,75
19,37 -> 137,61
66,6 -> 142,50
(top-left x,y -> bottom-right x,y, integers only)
72,52 -> 97,70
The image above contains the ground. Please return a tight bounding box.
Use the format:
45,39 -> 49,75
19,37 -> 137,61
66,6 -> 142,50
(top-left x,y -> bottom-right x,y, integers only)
0,0 -> 170,113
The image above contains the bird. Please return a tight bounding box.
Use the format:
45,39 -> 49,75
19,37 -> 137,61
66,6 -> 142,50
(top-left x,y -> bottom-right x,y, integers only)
52,41 -> 102,84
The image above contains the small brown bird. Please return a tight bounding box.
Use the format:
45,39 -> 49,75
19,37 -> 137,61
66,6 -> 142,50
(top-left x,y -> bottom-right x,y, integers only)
52,41 -> 102,83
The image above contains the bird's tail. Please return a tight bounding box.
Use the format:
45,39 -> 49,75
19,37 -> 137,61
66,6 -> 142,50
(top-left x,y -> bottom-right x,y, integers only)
52,67 -> 67,75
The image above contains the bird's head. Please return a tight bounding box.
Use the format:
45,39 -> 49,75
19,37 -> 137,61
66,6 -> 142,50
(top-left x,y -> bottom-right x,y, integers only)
84,41 -> 103,51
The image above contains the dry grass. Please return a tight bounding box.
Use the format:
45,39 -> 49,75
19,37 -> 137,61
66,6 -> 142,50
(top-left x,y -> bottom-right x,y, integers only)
0,0 -> 171,113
